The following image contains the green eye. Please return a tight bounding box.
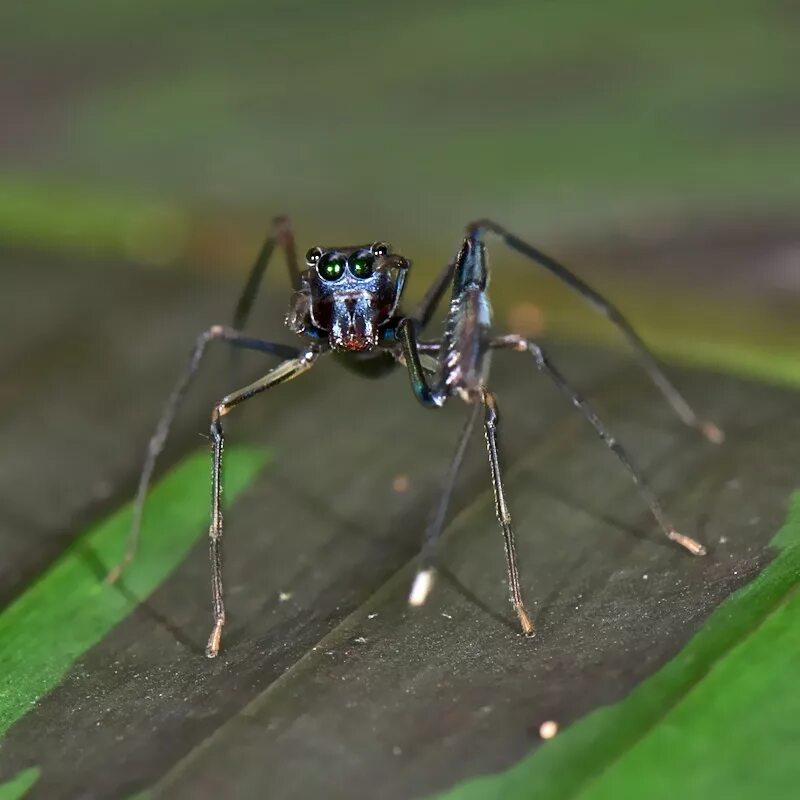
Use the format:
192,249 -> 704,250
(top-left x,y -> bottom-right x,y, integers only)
350,251 -> 375,279
318,253 -> 346,281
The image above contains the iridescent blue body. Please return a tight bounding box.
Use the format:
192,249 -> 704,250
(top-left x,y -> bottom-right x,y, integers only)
115,217 -> 720,658
286,242 -> 407,352
285,232 -> 495,406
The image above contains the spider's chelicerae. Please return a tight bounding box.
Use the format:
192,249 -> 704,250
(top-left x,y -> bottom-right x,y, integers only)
109,217 -> 723,657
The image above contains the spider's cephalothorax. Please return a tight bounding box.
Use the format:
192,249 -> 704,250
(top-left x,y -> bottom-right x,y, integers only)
114,215 -> 723,658
287,242 -> 409,352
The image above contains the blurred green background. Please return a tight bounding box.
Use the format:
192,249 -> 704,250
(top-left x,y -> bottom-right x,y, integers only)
2,0 -> 799,377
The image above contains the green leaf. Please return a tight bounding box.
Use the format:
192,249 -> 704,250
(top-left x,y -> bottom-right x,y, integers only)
0,768 -> 39,800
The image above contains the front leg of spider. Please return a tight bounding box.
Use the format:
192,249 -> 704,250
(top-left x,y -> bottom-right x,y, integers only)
399,230 -> 537,636
206,351 -> 317,657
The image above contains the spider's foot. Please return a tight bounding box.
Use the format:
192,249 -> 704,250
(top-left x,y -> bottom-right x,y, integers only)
206,621 -> 224,658
516,603 -> 535,637
702,421 -> 725,445
105,555 -> 131,585
408,568 -> 435,607
669,530 -> 707,556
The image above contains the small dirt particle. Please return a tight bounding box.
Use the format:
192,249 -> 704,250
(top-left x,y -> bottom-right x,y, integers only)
392,474 -> 410,492
539,720 -> 559,739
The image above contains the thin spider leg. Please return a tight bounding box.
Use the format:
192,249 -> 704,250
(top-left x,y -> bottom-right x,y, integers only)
207,350 -> 317,657
233,215 -> 300,331
492,334 -> 706,557
413,260 -> 456,329
470,218 -> 723,444
481,389 -> 535,636
107,326 -> 300,583
408,401 -> 481,607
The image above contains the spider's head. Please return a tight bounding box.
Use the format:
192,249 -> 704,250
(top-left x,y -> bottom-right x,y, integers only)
296,242 -> 409,352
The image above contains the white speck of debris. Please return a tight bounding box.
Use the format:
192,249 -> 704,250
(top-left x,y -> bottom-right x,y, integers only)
355,636 -> 368,644
368,613 -> 378,619
441,612 -> 453,620
643,574 -> 649,580
392,746 -> 403,756
279,591 -> 292,602
719,536 -> 728,544
540,720 -> 559,739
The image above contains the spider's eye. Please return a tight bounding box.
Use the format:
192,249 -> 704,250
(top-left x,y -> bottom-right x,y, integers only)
349,251 -> 375,279
370,241 -> 390,257
317,253 -> 346,281
305,246 -> 323,266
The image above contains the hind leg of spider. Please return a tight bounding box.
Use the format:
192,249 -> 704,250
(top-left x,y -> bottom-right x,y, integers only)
480,389 -> 535,637
408,401 -> 481,607
206,349 -> 318,658
492,334 -> 706,557
106,327 -> 300,584
470,219 -> 723,444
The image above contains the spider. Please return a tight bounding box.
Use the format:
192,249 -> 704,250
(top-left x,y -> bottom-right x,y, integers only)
109,216 -> 723,657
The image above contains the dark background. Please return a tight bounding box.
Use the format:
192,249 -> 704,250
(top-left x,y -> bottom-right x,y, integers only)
3,2 -> 798,281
